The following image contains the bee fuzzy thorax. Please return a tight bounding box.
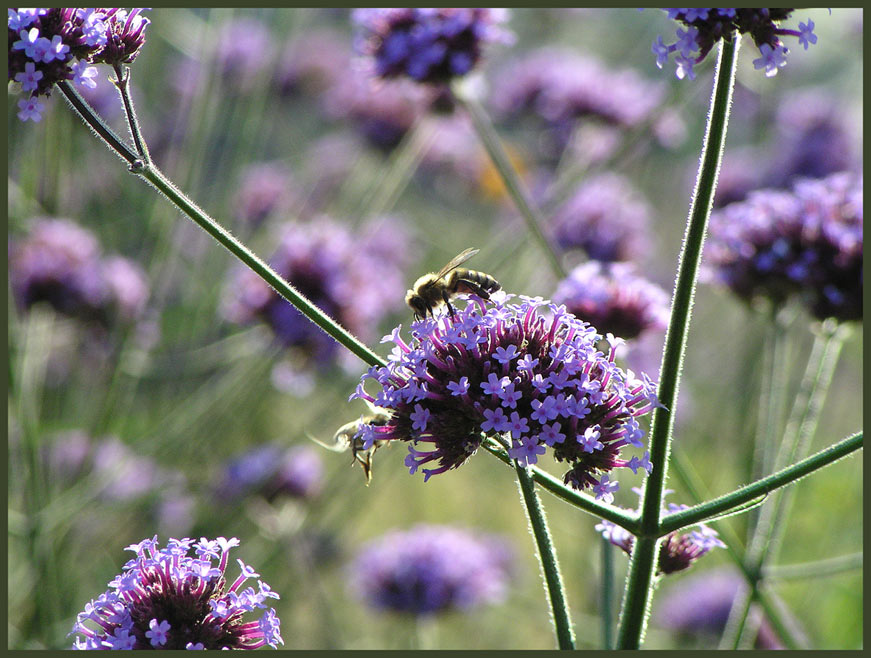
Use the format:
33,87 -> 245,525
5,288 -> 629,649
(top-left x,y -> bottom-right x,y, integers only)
405,248 -> 501,319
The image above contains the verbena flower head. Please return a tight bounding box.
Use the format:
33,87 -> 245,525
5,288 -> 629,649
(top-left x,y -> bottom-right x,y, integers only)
551,173 -> 653,262
765,88 -> 859,189
596,489 -> 725,574
351,294 -> 659,497
223,217 -> 409,362
489,48 -> 679,161
706,171 -> 863,322
553,262 -> 669,341
9,217 -> 149,325
8,8 -> 150,121
655,567 -> 786,649
215,443 -> 324,502
232,162 -> 301,227
275,28 -> 350,97
352,8 -> 513,85
651,9 -> 818,80
323,72 -> 431,151
348,524 -> 513,616
70,536 -> 283,649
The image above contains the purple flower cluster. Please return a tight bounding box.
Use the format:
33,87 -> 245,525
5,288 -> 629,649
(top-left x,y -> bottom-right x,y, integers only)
553,262 -> 669,341
274,28 -> 350,97
655,567 -> 786,648
551,173 -> 653,262
9,218 -> 149,324
348,524 -> 513,616
652,9 -> 818,80
489,48 -> 678,159
351,295 -> 659,497
215,443 -> 324,502
352,8 -> 513,85
232,162 -> 301,227
706,171 -> 863,322
8,8 -> 150,122
596,490 -> 725,575
223,217 -> 410,361
322,73 -> 432,151
70,536 -> 283,649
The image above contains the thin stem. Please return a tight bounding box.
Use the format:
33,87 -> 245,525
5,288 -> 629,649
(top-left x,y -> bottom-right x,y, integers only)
734,322 -> 847,647
56,80 -> 138,164
483,439 -> 638,531
660,431 -> 863,533
600,537 -> 615,650
112,64 -> 151,163
452,84 -> 566,280
136,163 -> 386,368
763,552 -> 863,581
514,462 -> 576,650
616,36 -> 739,650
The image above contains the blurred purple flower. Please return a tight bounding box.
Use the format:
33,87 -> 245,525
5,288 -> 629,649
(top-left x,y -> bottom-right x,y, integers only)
765,88 -> 860,189
348,524 -> 513,616
489,48 -> 681,161
551,173 -> 653,262
215,443 -> 324,502
553,261 -> 669,341
213,18 -> 275,92
651,9 -> 818,80
223,216 -> 410,362
274,28 -> 350,97
92,437 -> 167,502
706,171 -> 863,322
352,8 -> 513,85
9,218 -> 148,325
323,72 -> 431,151
233,162 -> 301,227
352,295 -> 659,494
655,567 -> 788,649
596,489 -> 725,575
70,536 -> 283,649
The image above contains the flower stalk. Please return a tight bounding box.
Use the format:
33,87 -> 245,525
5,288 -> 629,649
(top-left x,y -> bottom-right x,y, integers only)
615,35 -> 740,649
452,84 -> 566,279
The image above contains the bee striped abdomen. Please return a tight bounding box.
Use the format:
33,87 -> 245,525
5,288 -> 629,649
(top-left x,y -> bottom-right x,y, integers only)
452,269 -> 501,299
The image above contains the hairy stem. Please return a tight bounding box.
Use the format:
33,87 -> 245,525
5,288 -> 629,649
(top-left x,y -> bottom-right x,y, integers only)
616,36 -> 739,649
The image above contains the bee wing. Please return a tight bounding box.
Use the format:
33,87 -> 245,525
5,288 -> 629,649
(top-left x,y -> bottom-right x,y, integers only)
435,247 -> 479,280
305,430 -> 351,453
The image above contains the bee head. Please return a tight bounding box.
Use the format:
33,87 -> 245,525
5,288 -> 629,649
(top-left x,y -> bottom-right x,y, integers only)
405,288 -> 429,319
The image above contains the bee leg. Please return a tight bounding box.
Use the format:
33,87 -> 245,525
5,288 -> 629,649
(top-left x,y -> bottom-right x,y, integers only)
442,290 -> 456,319
457,278 -> 492,300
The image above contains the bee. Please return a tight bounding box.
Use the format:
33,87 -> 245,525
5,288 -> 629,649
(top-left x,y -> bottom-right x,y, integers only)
308,407 -> 392,485
405,248 -> 502,320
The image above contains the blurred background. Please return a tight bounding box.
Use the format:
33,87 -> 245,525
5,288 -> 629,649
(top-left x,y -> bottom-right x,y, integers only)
7,8 -> 862,650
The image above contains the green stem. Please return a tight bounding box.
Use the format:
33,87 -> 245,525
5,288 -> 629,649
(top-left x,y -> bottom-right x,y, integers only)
112,64 -> 151,163
137,163 -> 385,368
763,552 -> 863,581
56,80 -> 138,164
616,36 -> 739,650
483,439 -> 638,531
58,76 -> 386,370
514,462 -> 576,650
600,537 -> 615,650
452,84 -> 566,279
660,431 -> 863,533
734,321 -> 847,647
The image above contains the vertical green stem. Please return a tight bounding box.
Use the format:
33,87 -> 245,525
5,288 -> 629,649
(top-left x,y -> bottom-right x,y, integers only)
112,64 -> 151,163
616,35 -> 739,649
600,537 -> 615,649
514,463 -> 576,649
452,85 -> 566,279
733,322 -> 847,647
